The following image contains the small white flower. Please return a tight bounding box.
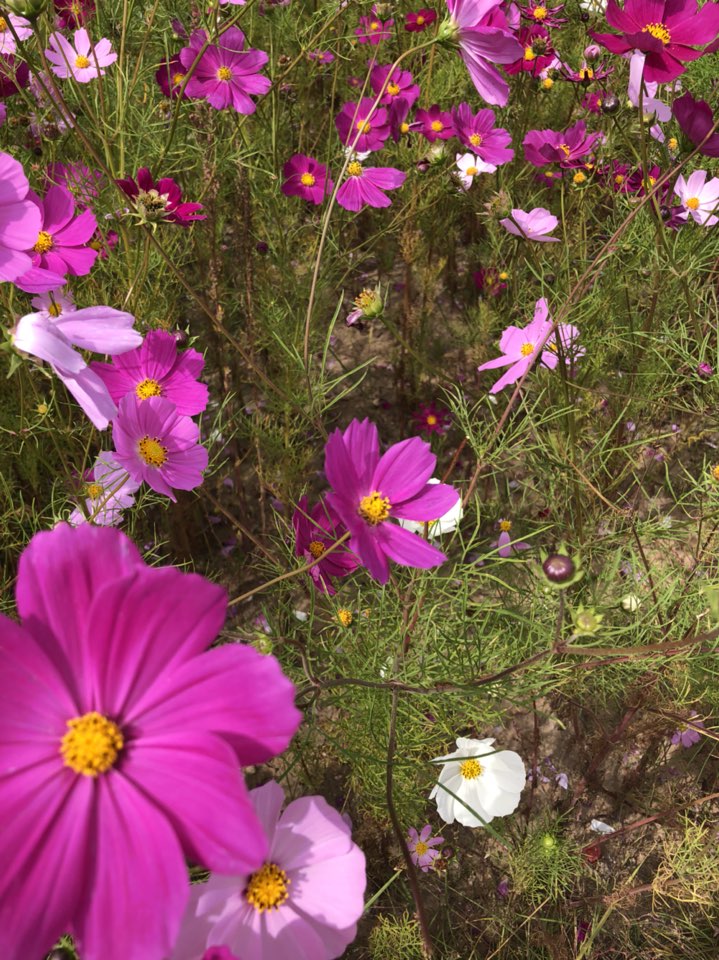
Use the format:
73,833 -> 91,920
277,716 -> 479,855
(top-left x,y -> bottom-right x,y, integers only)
429,736 -> 526,828
455,152 -> 496,190
398,478 -> 463,539
621,593 -> 641,612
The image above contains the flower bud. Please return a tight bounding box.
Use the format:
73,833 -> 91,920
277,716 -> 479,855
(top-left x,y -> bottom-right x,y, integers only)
621,593 -> 640,612
543,554 -> 575,583
47,950 -> 74,960
600,94 -> 620,115
697,361 -> 713,378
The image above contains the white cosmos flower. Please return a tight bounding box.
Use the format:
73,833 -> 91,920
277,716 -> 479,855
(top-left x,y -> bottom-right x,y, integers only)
429,737 -> 526,828
455,152 -> 496,190
398,478 -> 463,539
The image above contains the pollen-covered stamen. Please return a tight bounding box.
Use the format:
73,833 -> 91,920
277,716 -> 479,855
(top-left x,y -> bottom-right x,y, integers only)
308,540 -> 325,559
426,414 -> 438,426
75,55 -> 91,69
135,378 -> 163,400
356,119 -> 371,134
48,301 -> 63,317
138,435 -> 168,468
33,231 -> 54,254
578,67 -> 594,80
86,482 -> 104,499
524,46 -> 536,61
245,863 -> 290,912
0,17 -> 7,31
172,72 -> 185,86
369,20 -> 381,30
300,172 -> 316,187
559,143 -> 571,157
217,65 -> 233,81
459,758 -> 483,779
533,5 -> 548,18
520,342 -> 535,357
499,519 -> 512,532
465,166 -> 479,177
469,133 -> 483,147
359,490 -> 391,525
686,197 -> 700,210
431,120 -> 445,132
135,188 -> 170,219
642,21 -> 671,45
347,161 -> 363,177
387,82 -> 401,96
414,840 -> 429,856
60,711 -> 124,777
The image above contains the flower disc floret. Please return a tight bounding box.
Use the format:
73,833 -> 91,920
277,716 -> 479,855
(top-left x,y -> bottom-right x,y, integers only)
60,711 -> 123,776
33,231 -> 54,253
359,491 -> 391,525
135,377 -> 163,399
138,435 -> 168,468
460,758 -> 483,779
244,862 -> 290,912
643,21 -> 671,43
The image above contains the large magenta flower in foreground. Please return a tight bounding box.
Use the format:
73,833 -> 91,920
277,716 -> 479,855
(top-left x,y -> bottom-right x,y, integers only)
591,0 -> 719,83
324,418 -> 459,583
172,780 -> 366,960
0,150 -> 42,284
181,27 -> 270,114
443,0 -> 522,106
0,523 -> 301,960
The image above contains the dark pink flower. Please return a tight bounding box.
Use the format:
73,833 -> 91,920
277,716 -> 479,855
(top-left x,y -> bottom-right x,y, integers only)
337,159 -> 406,211
281,154 -> 333,204
561,59 -> 613,83
673,91 -> 719,158
116,168 -> 204,225
0,53 -> 29,98
452,102 -> 513,164
355,14 -> 394,43
411,402 -> 452,436
156,53 -> 189,99
54,0 -> 95,28
46,162 -> 103,207
416,104 -> 455,141
181,27 -> 271,114
523,120 -> 602,168
506,25 -> 556,76
202,949 -> 240,960
582,90 -> 604,114
520,2 -> 567,26
406,8 -> 437,30
474,265 -> 509,295
335,98 -> 391,152
307,48 -> 335,63
0,151 -> 43,285
293,495 -> 358,594
370,63 -> 420,110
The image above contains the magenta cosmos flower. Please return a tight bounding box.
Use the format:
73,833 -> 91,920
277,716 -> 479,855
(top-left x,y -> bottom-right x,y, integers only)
406,8 -> 438,31
520,2 -> 567,26
370,63 -> 420,111
416,104 -> 456,142
172,779 -> 366,960
0,151 -> 42,284
116,168 -> 205,225
0,523 -> 300,960
356,13 -> 394,43
293,496 -> 359,595
523,120 -> 602,168
453,103 -> 514,164
407,825 -> 444,871
45,28 -> 117,82
16,183 -> 98,293
112,394 -> 209,500
92,329 -> 208,417
335,98 -> 391,153
182,27 -> 271,114
337,159 -> 406,212
281,154 -> 333,205
500,207 -> 559,242
412,401 -> 452,436
324,418 -> 459,583
505,25 -> 556,76
477,297 -> 563,393
673,92 -> 719,158
591,0 -> 719,83
156,53 -> 189,98
443,0 -> 522,106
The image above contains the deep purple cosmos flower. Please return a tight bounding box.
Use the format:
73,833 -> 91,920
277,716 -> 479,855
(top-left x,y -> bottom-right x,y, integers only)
181,27 -> 270,114
452,103 -> 514,164
335,98 -> 391,152
172,780 -> 366,960
416,104 -> 455,141
523,120 -> 602,168
324,418 -> 459,583
281,154 -> 333,204
16,184 -> 97,293
407,825 -> 444,871
0,523 -> 301,960
0,151 -> 42,285
293,495 -> 358,594
591,0 -> 719,83
474,265 -> 509,296
443,0 -> 522,106
673,92 -> 719,158
156,53 -> 189,98
412,401 -> 452,435
54,0 -> 96,29
92,329 -> 208,417
112,394 -> 208,500
0,53 -> 29,98
506,25 -> 556,76
406,8 -> 438,31
116,168 -> 204,225
500,207 -> 560,241
520,2 -> 567,26
356,13 -> 394,43
337,160 -> 406,211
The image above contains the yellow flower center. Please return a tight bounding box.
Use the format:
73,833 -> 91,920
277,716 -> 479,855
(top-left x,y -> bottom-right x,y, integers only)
686,197 -> 700,210
60,711 -> 124,777
359,490 -> 391,525
524,46 -> 536,61
573,171 -> 587,184
542,77 -> 554,90
426,414 -> 438,426
135,378 -> 163,400
75,55 -> 91,69
337,608 -> 353,627
138,435 -> 168,468
370,20 -> 381,30
533,5 -> 548,18
36,402 -> 48,415
520,342 -> 535,357
217,65 -> 233,81
499,519 -> 512,532
48,301 -> 63,317
579,67 -> 593,80
354,289 -> 376,309
642,21 -> 671,45
348,161 -> 363,177
416,14 -> 425,24
559,143 -> 571,157
430,120 -> 444,132
172,72 -> 185,86
465,166 -> 478,177
414,840 -> 429,856
712,464 -> 719,482
469,133 -> 482,147
499,271 -> 509,281
245,863 -> 290,912
668,137 -> 678,151
615,174 -> 625,185
300,172 -> 316,187
387,82 -> 400,96
400,122 -> 410,134
33,231 -> 54,254
356,119 -> 371,134
86,482 -> 104,499
0,17 -> 7,31
308,540 -> 325,559
459,758 -> 483,779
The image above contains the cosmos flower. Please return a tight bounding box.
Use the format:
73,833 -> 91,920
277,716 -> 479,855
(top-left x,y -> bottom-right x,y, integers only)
116,168 -> 205,225
324,418 -> 459,583
0,52 -> 29,98
416,104 -> 455,142
336,160 -> 406,212
68,451 -> 140,526
500,207 -> 560,242
45,28 -> 117,82
670,720 -> 704,747
429,736 -> 526,827
398,478 -> 464,539
0,13 -> 31,55
0,151 -> 43,284
674,170 -> 719,226
505,25 -> 556,77
523,120 -> 602,168
443,0 -> 522,106
627,51 -> 670,143
355,13 -> 394,43
411,401 -> 452,436
520,2 -> 567,26
370,63 -> 420,110
292,495 -> 359,595
0,523 -> 301,960
406,8 -> 438,31
452,103 -> 514,164
474,265 -> 509,296
672,91 -> 719,158
335,98 -> 391,153
53,0 -> 96,28
156,53 -> 189,99
181,27 -> 270,114
46,161 -> 103,206
477,297 -> 564,393
492,518 -> 531,557
407,825 -> 444,871
455,151 -> 496,189
281,154 -> 333,204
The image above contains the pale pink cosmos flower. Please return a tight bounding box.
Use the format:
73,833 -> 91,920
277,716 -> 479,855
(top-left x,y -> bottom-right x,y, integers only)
628,52 -> 670,143
11,306 -> 140,428
45,28 -> 117,83
500,207 -> 560,242
674,170 -> 719,226
0,14 -> 32,56
455,151 -> 496,189
30,288 -> 76,319
68,451 -> 140,527
407,824 -> 444,872
0,151 -> 42,284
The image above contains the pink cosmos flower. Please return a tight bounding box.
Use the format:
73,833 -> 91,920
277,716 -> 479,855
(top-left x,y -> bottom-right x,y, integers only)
54,0 -> 96,29
293,495 -> 359,594
337,159 -> 406,212
506,25 -> 556,76
46,161 -> 103,206
523,120 -> 602,168
335,98 -> 391,152
0,523 -> 301,960
112,394 -> 209,501
444,0 -> 522,105
673,92 -> 719,158
0,151 -> 42,284
452,103 -> 514,164
407,824 -> 444,871
281,154 -> 333,204
308,49 -> 335,64
500,206 -> 560,242
0,14 -> 31,56
324,418 -> 459,583
591,0 -> 719,83
15,184 -> 98,293
492,518 -> 531,557
173,780 -> 365,960
627,52 -> 669,143
69,451 -> 140,527
406,8 -> 438,31
520,2 -> 567,26
156,54 -> 189,98
92,328 -> 208,416
116,168 -> 205,225
356,14 -> 394,43
370,63 -> 420,111
181,27 -> 271,114
12,306 -> 140,428
477,297 -> 566,393
416,104 -> 455,142
674,170 -> 719,226
45,28 -> 117,82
